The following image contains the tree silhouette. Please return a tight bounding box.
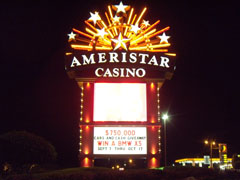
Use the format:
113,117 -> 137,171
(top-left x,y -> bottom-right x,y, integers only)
0,131 -> 57,167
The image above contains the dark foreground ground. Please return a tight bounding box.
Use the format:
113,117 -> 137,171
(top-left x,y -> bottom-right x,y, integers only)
2,166 -> 240,180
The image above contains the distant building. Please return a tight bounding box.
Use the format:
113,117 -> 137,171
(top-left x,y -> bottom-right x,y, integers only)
175,158 -> 232,169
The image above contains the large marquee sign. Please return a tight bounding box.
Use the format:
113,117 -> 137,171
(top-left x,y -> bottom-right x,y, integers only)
65,1 -> 177,168
65,2 -> 176,81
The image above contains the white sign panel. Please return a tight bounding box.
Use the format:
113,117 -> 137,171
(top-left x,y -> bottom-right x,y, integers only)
94,83 -> 147,122
93,127 -> 147,154
204,155 -> 210,164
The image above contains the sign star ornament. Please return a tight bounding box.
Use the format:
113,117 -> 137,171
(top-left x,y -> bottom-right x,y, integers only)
113,1 -> 129,13
66,2 -> 176,55
96,28 -> 108,38
112,15 -> 121,23
111,33 -> 130,51
158,32 -> 170,43
68,31 -> 76,41
88,12 -> 101,25
142,20 -> 150,27
130,24 -> 141,34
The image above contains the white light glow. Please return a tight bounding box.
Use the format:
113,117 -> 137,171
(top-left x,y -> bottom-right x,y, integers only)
94,83 -> 146,121
93,127 -> 147,154
162,114 -> 169,121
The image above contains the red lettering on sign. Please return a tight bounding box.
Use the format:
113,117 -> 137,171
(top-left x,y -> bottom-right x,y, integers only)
118,141 -> 133,146
97,141 -> 109,146
127,141 -> 132,146
134,141 -> 142,146
98,141 -> 102,146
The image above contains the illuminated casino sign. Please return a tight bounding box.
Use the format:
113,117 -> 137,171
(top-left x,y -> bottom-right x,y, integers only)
65,2 -> 176,81
65,1 -> 177,168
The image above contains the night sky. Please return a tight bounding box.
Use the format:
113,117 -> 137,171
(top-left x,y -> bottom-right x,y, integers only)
0,0 -> 239,166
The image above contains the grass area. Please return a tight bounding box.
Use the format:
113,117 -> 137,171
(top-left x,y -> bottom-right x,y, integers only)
33,167 -> 111,180
3,166 -> 240,180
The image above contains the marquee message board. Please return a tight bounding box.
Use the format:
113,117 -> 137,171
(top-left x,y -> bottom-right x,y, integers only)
93,127 -> 147,154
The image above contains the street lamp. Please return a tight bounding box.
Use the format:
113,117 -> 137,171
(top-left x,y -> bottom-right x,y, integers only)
162,113 -> 169,166
204,140 -> 216,168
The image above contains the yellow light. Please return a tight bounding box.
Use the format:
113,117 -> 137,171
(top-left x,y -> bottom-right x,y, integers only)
145,28 -> 157,37
112,166 -> 115,169
68,4 -> 175,54
86,118 -> 90,123
151,147 -> 156,155
97,21 -> 103,29
204,140 -> 209,144
127,8 -> 134,25
149,49 -> 168,52
86,28 -> 97,36
101,20 -> 107,28
149,43 -> 171,49
84,21 -> 98,32
148,26 -> 170,39
124,8 -> 134,36
71,44 -> 92,50
95,46 -> 113,50
140,20 -> 160,37
105,12 -> 111,25
131,14 -> 137,25
129,46 -> 148,51
97,38 -> 112,46
212,141 -> 216,145
150,157 -> 157,168
73,28 -> 93,39
135,7 -> 147,25
106,29 -> 114,38
83,157 -> 90,167
129,159 -> 133,163
164,53 -> 176,56
108,5 -> 113,19
96,14 -> 104,27
130,29 -> 157,45
84,149 -> 89,155
116,165 -> 120,169
113,27 -> 118,36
